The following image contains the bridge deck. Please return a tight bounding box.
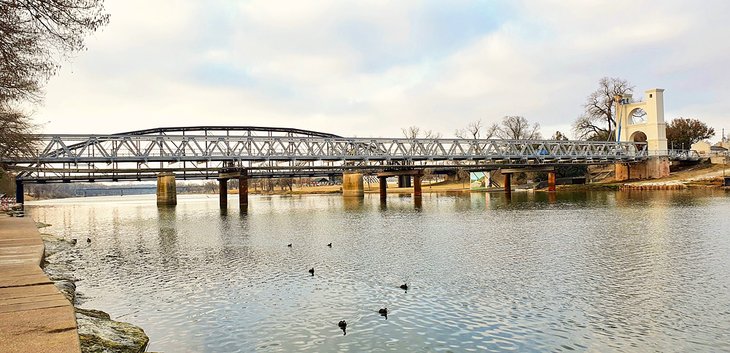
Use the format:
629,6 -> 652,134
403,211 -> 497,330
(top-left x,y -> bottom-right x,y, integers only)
3,129 -> 651,182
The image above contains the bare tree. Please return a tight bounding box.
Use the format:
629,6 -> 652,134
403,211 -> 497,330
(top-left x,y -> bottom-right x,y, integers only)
0,0 -> 109,166
277,178 -> 294,192
422,168 -> 435,187
457,168 -> 470,188
401,126 -> 442,139
455,119 -> 498,139
551,131 -> 569,141
496,116 -> 542,140
1,0 -> 109,101
573,77 -> 634,141
0,105 -> 37,160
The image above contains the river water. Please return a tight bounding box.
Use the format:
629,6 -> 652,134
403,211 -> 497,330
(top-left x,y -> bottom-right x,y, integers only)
27,190 -> 730,352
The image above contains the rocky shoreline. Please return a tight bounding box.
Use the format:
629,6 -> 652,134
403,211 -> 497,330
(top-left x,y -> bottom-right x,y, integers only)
39,225 -> 150,353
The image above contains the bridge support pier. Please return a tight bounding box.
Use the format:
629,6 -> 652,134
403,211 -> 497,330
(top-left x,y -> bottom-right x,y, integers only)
377,170 -> 423,203
219,178 -> 228,209
378,176 -> 388,201
615,157 -> 670,181
503,174 -> 512,194
15,179 -> 24,207
548,171 -> 556,192
156,172 -> 177,206
239,171 -> 248,209
413,175 -> 422,198
342,172 -> 364,197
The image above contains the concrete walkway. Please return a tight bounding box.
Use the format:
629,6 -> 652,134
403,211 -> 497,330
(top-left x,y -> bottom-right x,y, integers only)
0,214 -> 81,353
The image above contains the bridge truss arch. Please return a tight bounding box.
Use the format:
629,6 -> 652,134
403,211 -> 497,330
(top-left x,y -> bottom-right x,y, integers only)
2,125 -> 650,183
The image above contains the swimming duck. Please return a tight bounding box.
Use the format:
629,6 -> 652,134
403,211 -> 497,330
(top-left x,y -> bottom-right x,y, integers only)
309,268 -> 314,276
287,243 -> 292,247
378,308 -> 388,315
327,243 -> 332,247
400,284 -> 408,290
338,320 -> 347,335
86,238 -> 91,243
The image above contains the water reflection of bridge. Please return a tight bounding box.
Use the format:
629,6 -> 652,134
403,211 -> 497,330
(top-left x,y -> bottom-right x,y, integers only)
3,126 -> 654,207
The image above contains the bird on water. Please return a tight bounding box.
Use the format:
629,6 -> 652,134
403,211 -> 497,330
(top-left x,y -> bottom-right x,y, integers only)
338,320 -> 347,335
327,243 -> 332,247
309,268 -> 315,276
86,238 -> 91,243
287,243 -> 292,247
378,308 -> 388,319
400,283 -> 408,290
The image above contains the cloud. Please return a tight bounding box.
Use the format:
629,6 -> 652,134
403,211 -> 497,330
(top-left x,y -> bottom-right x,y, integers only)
34,0 -> 730,141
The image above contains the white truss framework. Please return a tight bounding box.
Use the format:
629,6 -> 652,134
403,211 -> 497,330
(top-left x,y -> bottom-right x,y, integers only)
4,134 -> 649,181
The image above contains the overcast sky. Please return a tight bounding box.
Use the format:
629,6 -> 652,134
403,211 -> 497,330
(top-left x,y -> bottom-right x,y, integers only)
32,0 -> 730,140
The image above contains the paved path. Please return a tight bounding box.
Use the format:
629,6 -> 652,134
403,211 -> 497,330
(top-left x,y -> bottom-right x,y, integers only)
0,214 -> 81,353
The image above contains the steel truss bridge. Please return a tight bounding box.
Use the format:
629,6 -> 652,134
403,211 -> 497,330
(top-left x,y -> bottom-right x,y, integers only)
2,126 -> 652,183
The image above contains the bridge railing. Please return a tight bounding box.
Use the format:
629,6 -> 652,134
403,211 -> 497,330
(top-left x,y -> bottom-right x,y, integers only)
9,134 -> 648,164
667,149 -> 701,161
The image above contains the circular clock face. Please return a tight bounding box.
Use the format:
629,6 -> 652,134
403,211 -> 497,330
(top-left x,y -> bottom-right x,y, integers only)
630,109 -> 647,124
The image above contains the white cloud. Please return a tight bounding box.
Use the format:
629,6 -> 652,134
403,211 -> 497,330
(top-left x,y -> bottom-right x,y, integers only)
33,0 -> 730,141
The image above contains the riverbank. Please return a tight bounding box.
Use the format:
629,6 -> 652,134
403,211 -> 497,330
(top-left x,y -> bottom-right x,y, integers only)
563,163 -> 730,191
0,213 -> 150,353
39,224 -> 150,353
0,214 -> 81,353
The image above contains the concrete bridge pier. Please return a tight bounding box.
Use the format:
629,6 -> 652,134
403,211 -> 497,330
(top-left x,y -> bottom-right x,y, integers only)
500,167 -> 556,194
239,171 -> 248,209
377,170 -> 422,204
548,171 -> 556,192
217,169 -> 248,209
503,173 -> 512,194
219,178 -> 229,209
342,172 -> 364,197
156,172 -> 177,206
615,157 -> 670,181
378,176 -> 388,202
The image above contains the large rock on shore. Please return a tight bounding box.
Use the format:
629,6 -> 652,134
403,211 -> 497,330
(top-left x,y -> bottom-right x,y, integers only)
40,233 -> 79,302
76,308 -> 149,353
38,228 -> 150,353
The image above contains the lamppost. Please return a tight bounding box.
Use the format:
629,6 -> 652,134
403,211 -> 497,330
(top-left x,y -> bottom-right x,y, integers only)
613,95 -> 622,142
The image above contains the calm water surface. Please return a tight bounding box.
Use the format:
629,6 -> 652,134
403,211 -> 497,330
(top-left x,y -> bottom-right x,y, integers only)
27,190 -> 730,352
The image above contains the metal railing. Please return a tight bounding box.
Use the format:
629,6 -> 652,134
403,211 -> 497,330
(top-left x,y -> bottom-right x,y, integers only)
1,133 -> 650,182
667,149 -> 701,161
8,134 -> 648,164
